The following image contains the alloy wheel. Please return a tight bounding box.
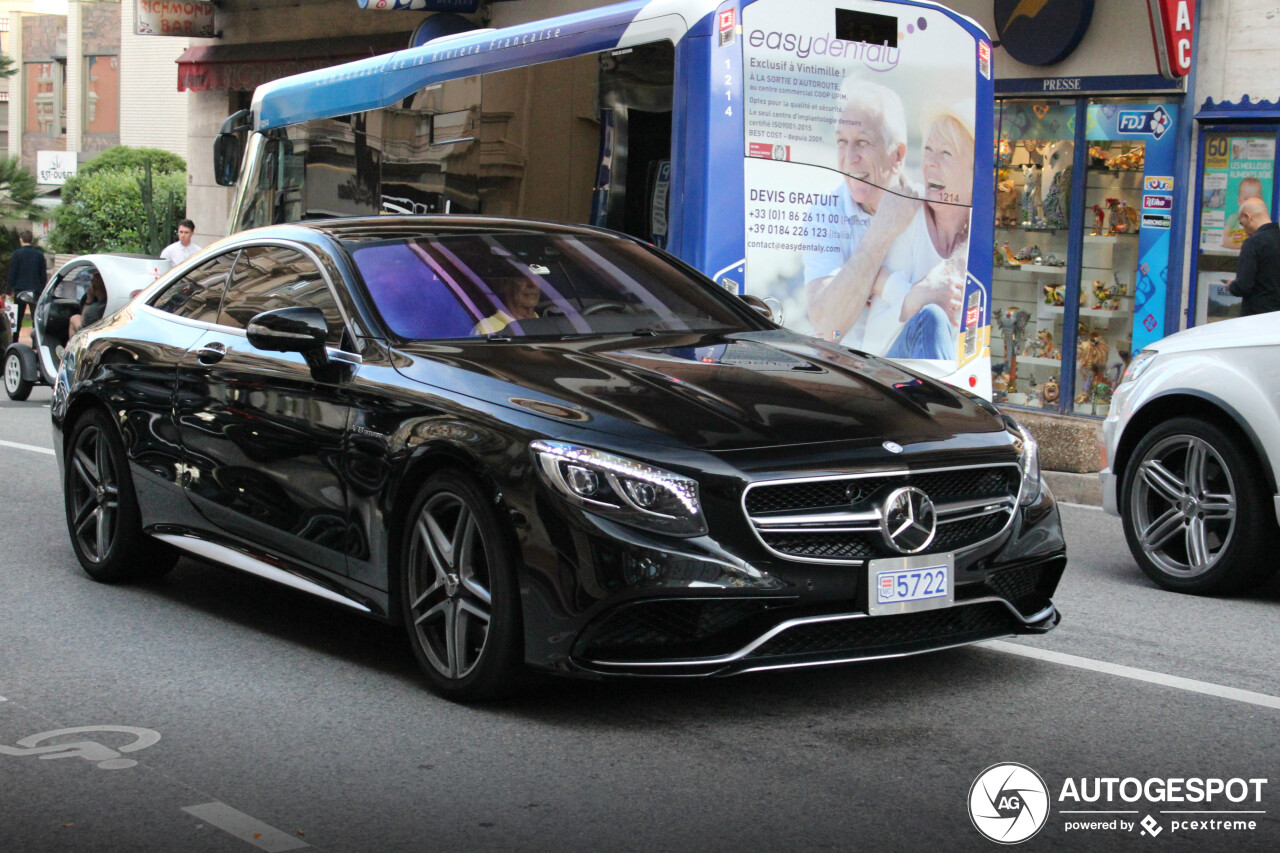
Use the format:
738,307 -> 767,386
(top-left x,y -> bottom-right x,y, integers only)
1131,435 -> 1237,578
407,491 -> 494,680
68,425 -> 120,563
5,353 -> 22,394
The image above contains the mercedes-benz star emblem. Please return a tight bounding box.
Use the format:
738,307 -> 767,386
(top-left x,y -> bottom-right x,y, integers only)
879,486 -> 937,554
883,441 -> 903,454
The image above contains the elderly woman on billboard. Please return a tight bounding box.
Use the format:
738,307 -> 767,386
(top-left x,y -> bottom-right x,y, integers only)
876,99 -> 976,361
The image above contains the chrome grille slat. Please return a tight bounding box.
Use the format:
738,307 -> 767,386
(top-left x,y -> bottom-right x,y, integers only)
743,463 -> 1021,564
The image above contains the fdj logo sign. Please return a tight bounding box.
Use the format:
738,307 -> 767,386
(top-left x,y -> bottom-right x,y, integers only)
1118,106 -> 1173,140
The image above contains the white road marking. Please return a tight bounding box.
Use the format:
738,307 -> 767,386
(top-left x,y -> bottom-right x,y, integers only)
182,803 -> 309,852
1058,501 -> 1104,511
985,640 -> 1280,711
0,438 -> 54,456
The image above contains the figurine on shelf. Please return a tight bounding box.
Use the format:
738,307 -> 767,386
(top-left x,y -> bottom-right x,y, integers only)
1093,279 -> 1118,310
1125,204 -> 1140,232
1025,380 -> 1042,408
1036,328 -> 1054,358
992,371 -> 1009,403
996,137 -> 1013,167
1043,284 -> 1064,306
1091,375 -> 1113,416
1091,205 -> 1106,236
1040,141 -> 1073,229
1107,198 -> 1129,235
1113,272 -> 1128,297
1022,139 -> 1044,167
996,178 -> 1020,227
1043,375 -> 1060,405
998,307 -> 1031,393
1043,253 -> 1065,267
1000,242 -> 1022,266
1021,163 -> 1043,227
1088,144 -> 1112,168
1076,330 -> 1110,403
1015,244 -> 1042,263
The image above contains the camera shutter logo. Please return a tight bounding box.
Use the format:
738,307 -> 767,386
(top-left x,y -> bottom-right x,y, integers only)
969,763 -> 1050,844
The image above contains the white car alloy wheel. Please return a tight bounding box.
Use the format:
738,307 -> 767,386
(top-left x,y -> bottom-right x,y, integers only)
1121,417 -> 1277,594
1130,434 -> 1236,578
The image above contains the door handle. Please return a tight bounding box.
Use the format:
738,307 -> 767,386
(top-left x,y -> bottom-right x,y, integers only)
196,342 -> 228,365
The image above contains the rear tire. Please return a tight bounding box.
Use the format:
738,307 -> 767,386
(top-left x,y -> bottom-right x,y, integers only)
4,348 -> 32,401
1119,416 -> 1277,594
64,409 -> 178,583
400,470 -> 524,701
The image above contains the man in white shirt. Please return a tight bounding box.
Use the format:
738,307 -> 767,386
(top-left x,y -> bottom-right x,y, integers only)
160,220 -> 203,265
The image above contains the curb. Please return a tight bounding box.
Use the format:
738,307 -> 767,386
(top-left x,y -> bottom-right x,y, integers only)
1043,470 -> 1102,507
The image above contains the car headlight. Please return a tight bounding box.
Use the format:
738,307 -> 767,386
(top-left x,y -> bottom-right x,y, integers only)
531,440 -> 707,536
1119,350 -> 1157,386
1005,418 -> 1042,505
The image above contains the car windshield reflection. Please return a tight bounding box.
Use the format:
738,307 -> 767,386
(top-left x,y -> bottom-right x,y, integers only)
346,232 -> 751,341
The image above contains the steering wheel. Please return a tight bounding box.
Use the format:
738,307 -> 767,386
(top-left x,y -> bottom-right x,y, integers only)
582,301 -> 632,316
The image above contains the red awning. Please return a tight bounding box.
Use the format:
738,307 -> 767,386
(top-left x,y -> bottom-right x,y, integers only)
177,32 -> 412,92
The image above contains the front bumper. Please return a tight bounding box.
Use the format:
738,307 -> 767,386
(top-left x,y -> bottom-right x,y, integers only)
570,561 -> 1063,676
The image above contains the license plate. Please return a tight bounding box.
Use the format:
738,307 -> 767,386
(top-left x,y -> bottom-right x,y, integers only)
867,553 -> 954,616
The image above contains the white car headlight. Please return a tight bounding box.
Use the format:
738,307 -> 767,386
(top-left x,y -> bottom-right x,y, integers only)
532,440 -> 707,536
1120,350 -> 1158,386
1007,418 -> 1042,505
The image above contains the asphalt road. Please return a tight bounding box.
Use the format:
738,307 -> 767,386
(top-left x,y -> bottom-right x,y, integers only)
2,386 -> 1278,852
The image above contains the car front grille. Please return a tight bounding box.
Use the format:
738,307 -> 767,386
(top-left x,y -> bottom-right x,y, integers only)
744,464 -> 1021,563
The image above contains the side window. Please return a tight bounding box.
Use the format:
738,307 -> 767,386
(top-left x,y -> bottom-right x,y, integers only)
52,265 -> 94,301
221,245 -> 344,348
152,252 -> 238,322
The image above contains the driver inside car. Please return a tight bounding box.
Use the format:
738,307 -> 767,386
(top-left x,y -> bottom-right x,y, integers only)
473,275 -> 542,335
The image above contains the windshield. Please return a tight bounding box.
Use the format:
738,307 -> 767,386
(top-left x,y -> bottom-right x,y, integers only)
347,232 -> 759,341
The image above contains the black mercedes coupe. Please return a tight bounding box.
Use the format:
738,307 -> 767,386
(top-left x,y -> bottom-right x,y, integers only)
52,217 -> 1065,700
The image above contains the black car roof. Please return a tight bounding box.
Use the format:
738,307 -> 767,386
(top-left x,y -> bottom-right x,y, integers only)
278,216 -> 624,245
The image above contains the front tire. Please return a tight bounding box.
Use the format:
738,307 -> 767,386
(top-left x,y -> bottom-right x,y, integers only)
4,348 -> 32,401
1120,416 -> 1277,594
64,409 -> 178,582
401,471 -> 524,701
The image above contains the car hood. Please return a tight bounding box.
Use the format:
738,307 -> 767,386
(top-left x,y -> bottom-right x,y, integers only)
1147,312 -> 1280,355
391,331 -> 1005,452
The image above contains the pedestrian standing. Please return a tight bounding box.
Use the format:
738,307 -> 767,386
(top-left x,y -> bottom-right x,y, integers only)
160,220 -> 203,266
7,230 -> 48,346
1229,198 -> 1280,316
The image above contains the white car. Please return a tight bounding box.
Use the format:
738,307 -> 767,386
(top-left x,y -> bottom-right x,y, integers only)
4,254 -> 171,400
1101,313 -> 1280,594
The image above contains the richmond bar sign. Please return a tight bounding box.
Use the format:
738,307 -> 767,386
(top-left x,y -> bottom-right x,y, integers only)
136,0 -> 216,38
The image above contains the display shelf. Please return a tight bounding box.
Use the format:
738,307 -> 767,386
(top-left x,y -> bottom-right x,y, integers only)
994,264 -> 1067,275
1042,305 -> 1129,319
1083,233 -> 1140,244
1017,356 -> 1061,367
995,225 -> 1067,234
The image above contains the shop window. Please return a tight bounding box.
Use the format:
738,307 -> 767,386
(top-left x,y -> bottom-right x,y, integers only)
1194,131 -> 1277,324
991,99 -> 1074,413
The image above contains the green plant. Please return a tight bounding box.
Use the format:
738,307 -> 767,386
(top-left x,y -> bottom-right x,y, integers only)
138,160 -> 181,256
79,145 -> 186,177
0,157 -> 38,218
47,166 -> 185,254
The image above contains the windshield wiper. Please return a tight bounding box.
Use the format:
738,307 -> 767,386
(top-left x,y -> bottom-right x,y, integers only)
629,327 -> 661,337
485,333 -> 516,342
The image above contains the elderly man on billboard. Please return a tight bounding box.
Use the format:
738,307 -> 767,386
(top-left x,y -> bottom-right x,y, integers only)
803,81 -> 920,351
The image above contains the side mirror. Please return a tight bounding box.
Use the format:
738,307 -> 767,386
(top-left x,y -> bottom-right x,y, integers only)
740,294 -> 784,326
17,291 -> 36,305
213,133 -> 242,187
247,306 -> 328,359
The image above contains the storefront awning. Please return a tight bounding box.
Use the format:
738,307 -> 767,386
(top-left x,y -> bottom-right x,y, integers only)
177,32 -> 412,92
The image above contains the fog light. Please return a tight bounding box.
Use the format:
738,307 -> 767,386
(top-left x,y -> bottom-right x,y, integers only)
565,465 -> 599,497
623,478 -> 658,508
